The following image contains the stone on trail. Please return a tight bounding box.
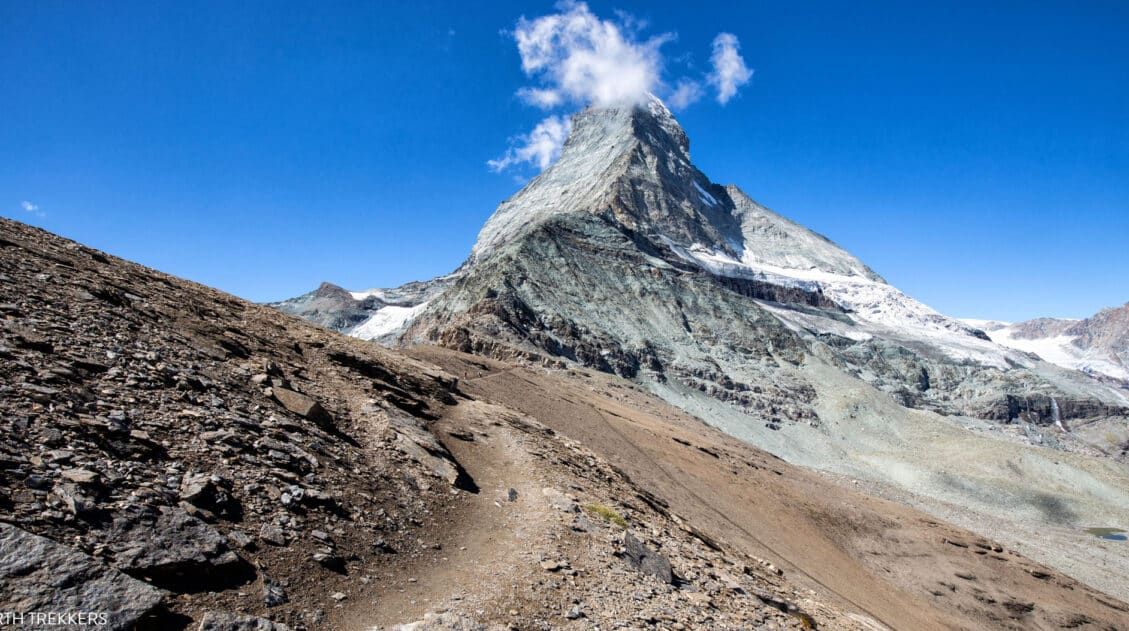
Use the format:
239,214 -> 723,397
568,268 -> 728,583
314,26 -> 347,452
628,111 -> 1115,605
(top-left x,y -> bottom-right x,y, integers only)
198,611 -> 292,631
272,387 -> 334,429
621,531 -> 673,584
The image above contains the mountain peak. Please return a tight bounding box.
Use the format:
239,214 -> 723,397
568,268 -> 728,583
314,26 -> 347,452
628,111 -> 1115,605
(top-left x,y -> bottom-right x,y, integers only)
471,93 -> 878,289
470,95 -> 714,261
565,93 -> 689,161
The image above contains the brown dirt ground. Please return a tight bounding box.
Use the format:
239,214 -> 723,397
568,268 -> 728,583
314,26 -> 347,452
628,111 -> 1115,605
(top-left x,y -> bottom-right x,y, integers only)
410,345 -> 1129,631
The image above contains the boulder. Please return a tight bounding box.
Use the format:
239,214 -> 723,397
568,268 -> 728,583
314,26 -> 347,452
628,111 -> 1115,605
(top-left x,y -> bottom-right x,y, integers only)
272,387 -> 333,429
621,532 -> 673,584
263,577 -> 288,607
388,415 -> 462,487
108,505 -> 252,591
0,523 -> 164,630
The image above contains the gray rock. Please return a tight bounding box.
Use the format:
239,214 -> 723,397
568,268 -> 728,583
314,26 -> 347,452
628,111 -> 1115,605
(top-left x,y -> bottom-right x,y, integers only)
622,532 -> 673,584
272,387 -> 333,428
52,483 -> 97,515
263,578 -> 288,607
0,522 -> 164,630
199,611 -> 292,631
542,487 -> 577,513
259,523 -> 287,546
310,529 -> 331,543
312,551 -> 345,572
179,472 -> 216,504
108,505 -> 249,590
389,612 -> 488,630
60,468 -> 101,485
226,530 -> 254,550
388,415 -> 462,486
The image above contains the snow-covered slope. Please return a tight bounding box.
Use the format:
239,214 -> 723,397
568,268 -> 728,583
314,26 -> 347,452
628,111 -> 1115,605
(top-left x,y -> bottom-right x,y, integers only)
350,301 -> 432,340
964,310 -> 1129,382
660,236 -> 1020,368
271,275 -> 455,344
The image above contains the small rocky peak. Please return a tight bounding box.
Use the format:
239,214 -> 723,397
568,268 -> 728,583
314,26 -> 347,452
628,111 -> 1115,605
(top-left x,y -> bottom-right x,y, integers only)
313,282 -> 354,301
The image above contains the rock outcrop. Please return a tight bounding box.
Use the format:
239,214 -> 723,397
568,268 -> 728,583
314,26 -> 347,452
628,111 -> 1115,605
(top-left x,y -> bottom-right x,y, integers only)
0,522 -> 165,630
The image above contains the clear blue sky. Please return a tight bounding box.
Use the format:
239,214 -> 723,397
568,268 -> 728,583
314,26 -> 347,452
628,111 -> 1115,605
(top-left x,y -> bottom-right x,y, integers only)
2,1 -> 1127,321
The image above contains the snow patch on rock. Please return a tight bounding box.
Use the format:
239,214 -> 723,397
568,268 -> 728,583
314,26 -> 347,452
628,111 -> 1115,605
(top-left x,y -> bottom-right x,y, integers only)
662,238 -> 1021,369
693,181 -> 718,207
350,302 -> 431,341
978,323 -> 1129,381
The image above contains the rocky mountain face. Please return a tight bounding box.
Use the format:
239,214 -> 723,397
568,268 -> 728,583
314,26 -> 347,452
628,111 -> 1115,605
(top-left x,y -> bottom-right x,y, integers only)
970,304 -> 1129,382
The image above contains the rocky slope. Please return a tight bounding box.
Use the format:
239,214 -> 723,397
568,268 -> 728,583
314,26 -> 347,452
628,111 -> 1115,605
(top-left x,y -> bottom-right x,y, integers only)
6,216 -> 1129,630
414,344 -> 1129,630
0,217 -> 475,629
0,219 -> 869,630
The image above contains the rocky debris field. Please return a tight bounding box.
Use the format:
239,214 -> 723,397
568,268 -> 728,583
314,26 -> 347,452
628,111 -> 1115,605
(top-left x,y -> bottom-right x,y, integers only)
0,218 -> 476,629
0,219 -> 862,629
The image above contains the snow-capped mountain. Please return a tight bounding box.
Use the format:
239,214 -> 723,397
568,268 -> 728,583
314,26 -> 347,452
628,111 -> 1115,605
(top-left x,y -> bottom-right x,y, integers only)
963,303 -> 1129,382
280,94 -> 1126,425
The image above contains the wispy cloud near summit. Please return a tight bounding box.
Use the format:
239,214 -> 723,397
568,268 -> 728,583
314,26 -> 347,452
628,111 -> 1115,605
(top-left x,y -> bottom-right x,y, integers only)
708,33 -> 753,104
491,2 -> 754,173
487,115 -> 572,173
513,1 -> 669,109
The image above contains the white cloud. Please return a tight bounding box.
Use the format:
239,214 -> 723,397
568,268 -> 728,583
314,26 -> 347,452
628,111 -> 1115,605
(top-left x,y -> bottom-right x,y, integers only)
667,79 -> 703,110
512,1 -> 669,108
491,5 -> 755,173
516,87 -> 564,109
20,201 -> 44,217
487,115 -> 572,172
708,33 -> 752,104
